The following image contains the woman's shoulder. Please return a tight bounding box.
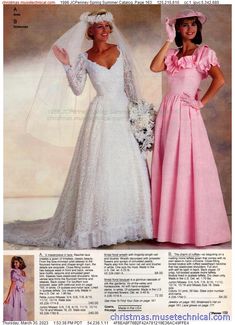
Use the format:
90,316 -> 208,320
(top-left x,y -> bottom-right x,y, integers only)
86,43 -> 118,55
11,268 -> 26,276
107,43 -> 118,49
195,44 -> 220,78
165,45 -> 217,58
196,44 -> 217,57
165,47 -> 178,57
196,44 -> 219,64
10,268 -> 18,280
75,52 -> 89,67
107,44 -> 120,56
164,48 -> 178,72
78,52 -> 88,59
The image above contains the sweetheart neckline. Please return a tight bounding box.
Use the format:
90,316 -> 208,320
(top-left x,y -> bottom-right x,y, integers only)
84,51 -> 122,71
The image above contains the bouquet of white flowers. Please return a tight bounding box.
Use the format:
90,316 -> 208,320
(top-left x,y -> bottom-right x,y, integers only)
128,100 -> 156,153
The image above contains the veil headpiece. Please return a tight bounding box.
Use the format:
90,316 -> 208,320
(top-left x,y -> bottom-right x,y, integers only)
80,11 -> 114,24
25,10 -> 140,147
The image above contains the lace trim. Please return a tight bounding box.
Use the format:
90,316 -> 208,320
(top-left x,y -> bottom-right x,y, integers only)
123,52 -> 138,102
4,221 -> 153,249
65,53 -> 87,95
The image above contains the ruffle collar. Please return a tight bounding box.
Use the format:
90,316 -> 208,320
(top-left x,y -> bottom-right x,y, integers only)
165,45 -> 208,76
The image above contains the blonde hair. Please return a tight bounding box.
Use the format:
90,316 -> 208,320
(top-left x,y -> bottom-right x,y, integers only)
86,9 -> 113,40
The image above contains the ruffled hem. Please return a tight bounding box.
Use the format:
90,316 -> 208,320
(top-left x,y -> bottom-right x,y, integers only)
4,221 -> 153,249
165,45 -> 220,78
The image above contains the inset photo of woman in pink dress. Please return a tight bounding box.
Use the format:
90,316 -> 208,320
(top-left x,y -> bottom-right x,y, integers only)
3,255 -> 34,321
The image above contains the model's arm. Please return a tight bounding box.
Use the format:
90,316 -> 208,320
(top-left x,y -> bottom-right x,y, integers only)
22,271 -> 26,288
150,41 -> 172,73
53,45 -> 87,96
150,19 -> 176,73
200,65 -> 225,106
181,65 -> 225,110
123,53 -> 138,102
4,281 -> 15,304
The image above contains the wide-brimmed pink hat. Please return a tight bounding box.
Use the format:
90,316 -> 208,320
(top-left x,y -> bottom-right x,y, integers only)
168,9 -> 207,25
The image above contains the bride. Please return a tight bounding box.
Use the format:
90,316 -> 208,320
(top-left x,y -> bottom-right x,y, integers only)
4,9 -> 153,249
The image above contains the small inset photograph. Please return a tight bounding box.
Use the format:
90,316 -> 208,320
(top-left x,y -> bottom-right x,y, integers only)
3,255 -> 34,321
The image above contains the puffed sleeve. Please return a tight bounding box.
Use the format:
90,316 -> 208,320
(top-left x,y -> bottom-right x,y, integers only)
63,53 -> 87,96
11,270 -> 20,282
164,48 -> 178,74
11,269 -> 26,283
196,45 -> 220,79
123,52 -> 138,102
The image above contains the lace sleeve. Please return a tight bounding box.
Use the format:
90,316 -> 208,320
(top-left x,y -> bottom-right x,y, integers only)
123,53 -> 138,102
63,53 -> 87,96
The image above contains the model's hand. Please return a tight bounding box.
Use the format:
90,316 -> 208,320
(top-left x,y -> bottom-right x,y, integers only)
4,298 -> 9,304
52,45 -> 70,65
181,92 -> 204,110
165,18 -> 176,43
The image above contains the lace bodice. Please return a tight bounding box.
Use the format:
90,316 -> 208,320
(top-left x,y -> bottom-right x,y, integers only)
64,49 -> 138,101
4,47 -> 152,249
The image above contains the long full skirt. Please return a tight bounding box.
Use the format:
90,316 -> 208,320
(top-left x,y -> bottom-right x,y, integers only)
151,95 -> 231,246
4,96 -> 153,249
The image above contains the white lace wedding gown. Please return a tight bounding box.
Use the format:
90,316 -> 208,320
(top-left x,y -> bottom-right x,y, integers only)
4,50 -> 153,249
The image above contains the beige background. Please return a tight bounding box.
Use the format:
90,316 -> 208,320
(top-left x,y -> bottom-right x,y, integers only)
162,5 -> 231,217
4,5 -> 161,221
3,255 -> 34,320
4,5 -> 231,223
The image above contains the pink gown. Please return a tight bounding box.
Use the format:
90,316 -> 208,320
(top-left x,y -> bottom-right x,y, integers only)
3,269 -> 27,321
151,45 -> 231,247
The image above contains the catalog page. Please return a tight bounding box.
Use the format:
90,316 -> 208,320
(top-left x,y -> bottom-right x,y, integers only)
1,0 -> 232,324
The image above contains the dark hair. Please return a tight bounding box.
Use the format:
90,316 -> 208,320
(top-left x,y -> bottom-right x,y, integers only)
11,256 -> 26,270
175,16 -> 202,47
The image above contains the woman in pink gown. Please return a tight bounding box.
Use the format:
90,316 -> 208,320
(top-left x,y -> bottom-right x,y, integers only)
3,257 -> 27,321
150,9 -> 231,247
